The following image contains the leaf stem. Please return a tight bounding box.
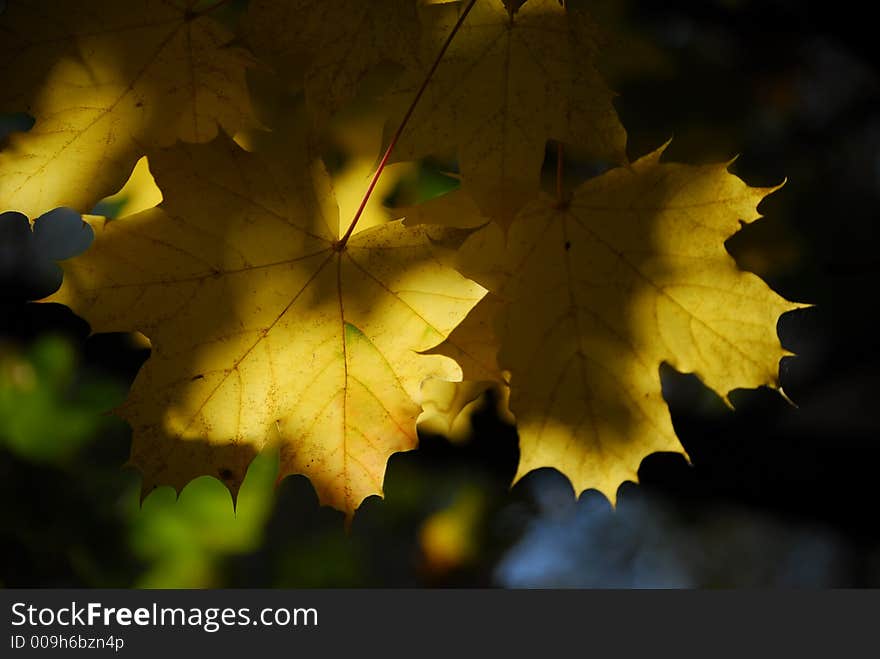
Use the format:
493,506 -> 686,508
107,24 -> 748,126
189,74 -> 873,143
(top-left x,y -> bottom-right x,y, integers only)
336,0 -> 478,250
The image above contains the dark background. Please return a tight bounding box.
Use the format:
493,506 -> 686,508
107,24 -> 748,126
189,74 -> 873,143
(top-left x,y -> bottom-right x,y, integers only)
1,0 -> 877,587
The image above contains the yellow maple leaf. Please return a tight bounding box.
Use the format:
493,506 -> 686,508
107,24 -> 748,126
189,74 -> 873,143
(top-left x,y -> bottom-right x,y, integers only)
426,289 -> 506,383
45,134 -> 485,518
417,290 -> 512,442
245,0 -> 420,122
0,0 -> 256,218
406,193 -> 512,440
420,145 -> 804,502
386,0 -> 626,225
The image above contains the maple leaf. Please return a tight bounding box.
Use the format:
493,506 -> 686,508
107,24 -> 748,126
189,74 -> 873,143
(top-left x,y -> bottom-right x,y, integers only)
425,289 -> 506,384
406,192 -> 512,439
0,0 -> 256,218
417,145 -> 803,502
400,188 -> 507,390
386,0 -> 626,226
45,133 -> 485,517
416,292 -> 511,441
245,0 -> 420,122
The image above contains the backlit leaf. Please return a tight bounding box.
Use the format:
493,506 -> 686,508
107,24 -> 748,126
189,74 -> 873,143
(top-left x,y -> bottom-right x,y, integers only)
423,145 -> 803,501
47,134 -> 485,517
0,0 -> 256,217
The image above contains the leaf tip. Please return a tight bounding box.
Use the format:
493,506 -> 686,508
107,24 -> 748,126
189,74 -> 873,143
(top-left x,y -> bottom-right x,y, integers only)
777,385 -> 799,409
723,152 -> 742,168
642,138 -> 673,165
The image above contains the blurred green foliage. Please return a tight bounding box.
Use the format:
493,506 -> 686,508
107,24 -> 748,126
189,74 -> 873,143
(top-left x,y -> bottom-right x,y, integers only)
0,335 -> 279,587
0,330 -> 513,587
0,336 -> 124,462
129,454 -> 277,588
